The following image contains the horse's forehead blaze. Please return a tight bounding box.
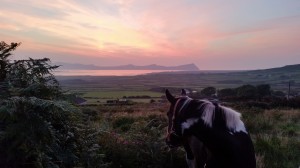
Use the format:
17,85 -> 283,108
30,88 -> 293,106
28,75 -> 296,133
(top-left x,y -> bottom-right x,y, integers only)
168,98 -> 192,132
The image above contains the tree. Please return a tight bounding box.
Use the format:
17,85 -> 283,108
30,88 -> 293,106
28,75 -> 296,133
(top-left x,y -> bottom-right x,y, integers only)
0,41 -> 20,82
7,58 -> 60,99
256,84 -> 271,98
0,41 -> 80,167
0,41 -> 107,168
0,42 -> 21,98
236,84 -> 257,99
201,86 -> 216,97
218,88 -> 237,98
272,90 -> 285,97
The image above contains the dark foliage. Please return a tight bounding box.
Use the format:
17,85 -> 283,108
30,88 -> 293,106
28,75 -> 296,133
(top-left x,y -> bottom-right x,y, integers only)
218,88 -> 237,98
0,41 -> 106,168
200,86 -> 216,97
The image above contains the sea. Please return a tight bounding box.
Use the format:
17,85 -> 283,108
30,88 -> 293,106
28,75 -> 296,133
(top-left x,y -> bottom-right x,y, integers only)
53,69 -> 180,76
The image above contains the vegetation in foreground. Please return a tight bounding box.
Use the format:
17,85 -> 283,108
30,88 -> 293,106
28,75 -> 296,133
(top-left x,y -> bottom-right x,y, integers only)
0,42 -> 107,167
82,102 -> 299,168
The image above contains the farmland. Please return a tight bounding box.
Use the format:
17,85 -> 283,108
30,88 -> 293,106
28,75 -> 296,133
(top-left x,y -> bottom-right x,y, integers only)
57,64 -> 300,104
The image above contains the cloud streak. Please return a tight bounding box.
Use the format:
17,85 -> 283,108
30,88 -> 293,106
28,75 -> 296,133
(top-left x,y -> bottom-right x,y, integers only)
1,0 -> 300,69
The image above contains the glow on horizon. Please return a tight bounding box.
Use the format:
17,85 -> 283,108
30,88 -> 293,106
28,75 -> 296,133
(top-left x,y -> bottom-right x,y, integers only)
1,0 -> 300,70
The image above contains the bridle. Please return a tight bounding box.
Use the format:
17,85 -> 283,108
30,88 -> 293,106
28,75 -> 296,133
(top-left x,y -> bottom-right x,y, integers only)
168,97 -> 192,138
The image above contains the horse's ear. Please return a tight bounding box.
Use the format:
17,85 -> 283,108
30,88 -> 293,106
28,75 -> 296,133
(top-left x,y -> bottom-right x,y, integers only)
165,89 -> 175,103
181,89 -> 187,96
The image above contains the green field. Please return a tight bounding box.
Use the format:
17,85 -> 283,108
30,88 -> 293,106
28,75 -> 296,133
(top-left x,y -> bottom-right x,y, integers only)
82,91 -> 163,99
75,91 -> 163,104
58,65 -> 300,106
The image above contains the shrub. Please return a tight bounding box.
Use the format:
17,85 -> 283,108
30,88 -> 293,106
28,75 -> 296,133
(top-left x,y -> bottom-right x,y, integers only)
218,88 -> 237,98
236,84 -> 257,99
113,117 -> 135,132
99,119 -> 187,168
201,86 -> 216,97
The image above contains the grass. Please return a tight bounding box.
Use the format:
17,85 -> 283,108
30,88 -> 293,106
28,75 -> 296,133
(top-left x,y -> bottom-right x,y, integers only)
80,102 -> 300,168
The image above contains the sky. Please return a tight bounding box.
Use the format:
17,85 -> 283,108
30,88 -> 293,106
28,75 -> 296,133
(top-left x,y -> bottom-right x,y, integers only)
1,0 -> 300,70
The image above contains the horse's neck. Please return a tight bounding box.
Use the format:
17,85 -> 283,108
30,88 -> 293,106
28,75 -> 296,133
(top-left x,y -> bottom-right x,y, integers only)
187,120 -> 210,141
188,116 -> 227,150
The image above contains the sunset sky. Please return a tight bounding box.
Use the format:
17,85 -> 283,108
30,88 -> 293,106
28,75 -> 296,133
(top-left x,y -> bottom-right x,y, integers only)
1,0 -> 300,70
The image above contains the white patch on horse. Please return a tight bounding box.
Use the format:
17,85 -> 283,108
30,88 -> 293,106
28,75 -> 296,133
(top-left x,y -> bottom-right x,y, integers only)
199,101 -> 247,134
178,98 -> 192,114
182,118 -> 199,134
200,102 -> 216,127
220,106 -> 247,133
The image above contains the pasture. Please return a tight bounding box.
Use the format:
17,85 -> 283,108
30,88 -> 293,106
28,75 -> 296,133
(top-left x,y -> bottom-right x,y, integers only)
57,66 -> 300,94
82,91 -> 162,98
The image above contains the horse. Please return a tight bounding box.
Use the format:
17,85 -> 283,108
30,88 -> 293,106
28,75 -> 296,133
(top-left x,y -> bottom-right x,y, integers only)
165,89 -> 256,168
182,135 -> 210,168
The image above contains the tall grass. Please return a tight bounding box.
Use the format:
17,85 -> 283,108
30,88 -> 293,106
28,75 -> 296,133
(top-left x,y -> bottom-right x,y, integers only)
82,103 -> 300,168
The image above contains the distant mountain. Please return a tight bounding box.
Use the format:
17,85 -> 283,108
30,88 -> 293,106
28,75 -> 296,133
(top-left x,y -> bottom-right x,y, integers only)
55,62 -> 199,71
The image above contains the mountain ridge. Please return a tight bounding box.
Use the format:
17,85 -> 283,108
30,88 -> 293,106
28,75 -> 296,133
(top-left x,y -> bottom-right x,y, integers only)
56,62 -> 199,71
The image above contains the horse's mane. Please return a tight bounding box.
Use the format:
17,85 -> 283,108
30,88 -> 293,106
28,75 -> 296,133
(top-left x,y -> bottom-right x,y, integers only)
199,100 -> 247,133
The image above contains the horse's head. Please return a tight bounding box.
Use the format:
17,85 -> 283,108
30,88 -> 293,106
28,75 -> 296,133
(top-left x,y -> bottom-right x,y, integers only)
165,89 -> 191,148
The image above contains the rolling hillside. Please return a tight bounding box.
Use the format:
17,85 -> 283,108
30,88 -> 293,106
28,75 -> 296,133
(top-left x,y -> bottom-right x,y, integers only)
56,64 -> 300,93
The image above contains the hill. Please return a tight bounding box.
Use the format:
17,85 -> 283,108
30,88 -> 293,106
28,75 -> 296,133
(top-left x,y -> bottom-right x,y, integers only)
251,64 -> 300,74
56,63 -> 300,93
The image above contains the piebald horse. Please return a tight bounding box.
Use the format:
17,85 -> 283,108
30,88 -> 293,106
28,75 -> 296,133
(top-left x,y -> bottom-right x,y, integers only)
165,89 -> 256,168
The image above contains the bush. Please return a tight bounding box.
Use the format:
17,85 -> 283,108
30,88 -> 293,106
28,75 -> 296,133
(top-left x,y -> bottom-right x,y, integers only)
201,86 -> 216,97
236,84 -> 257,99
218,88 -> 237,98
113,117 -> 135,132
99,118 -> 187,168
